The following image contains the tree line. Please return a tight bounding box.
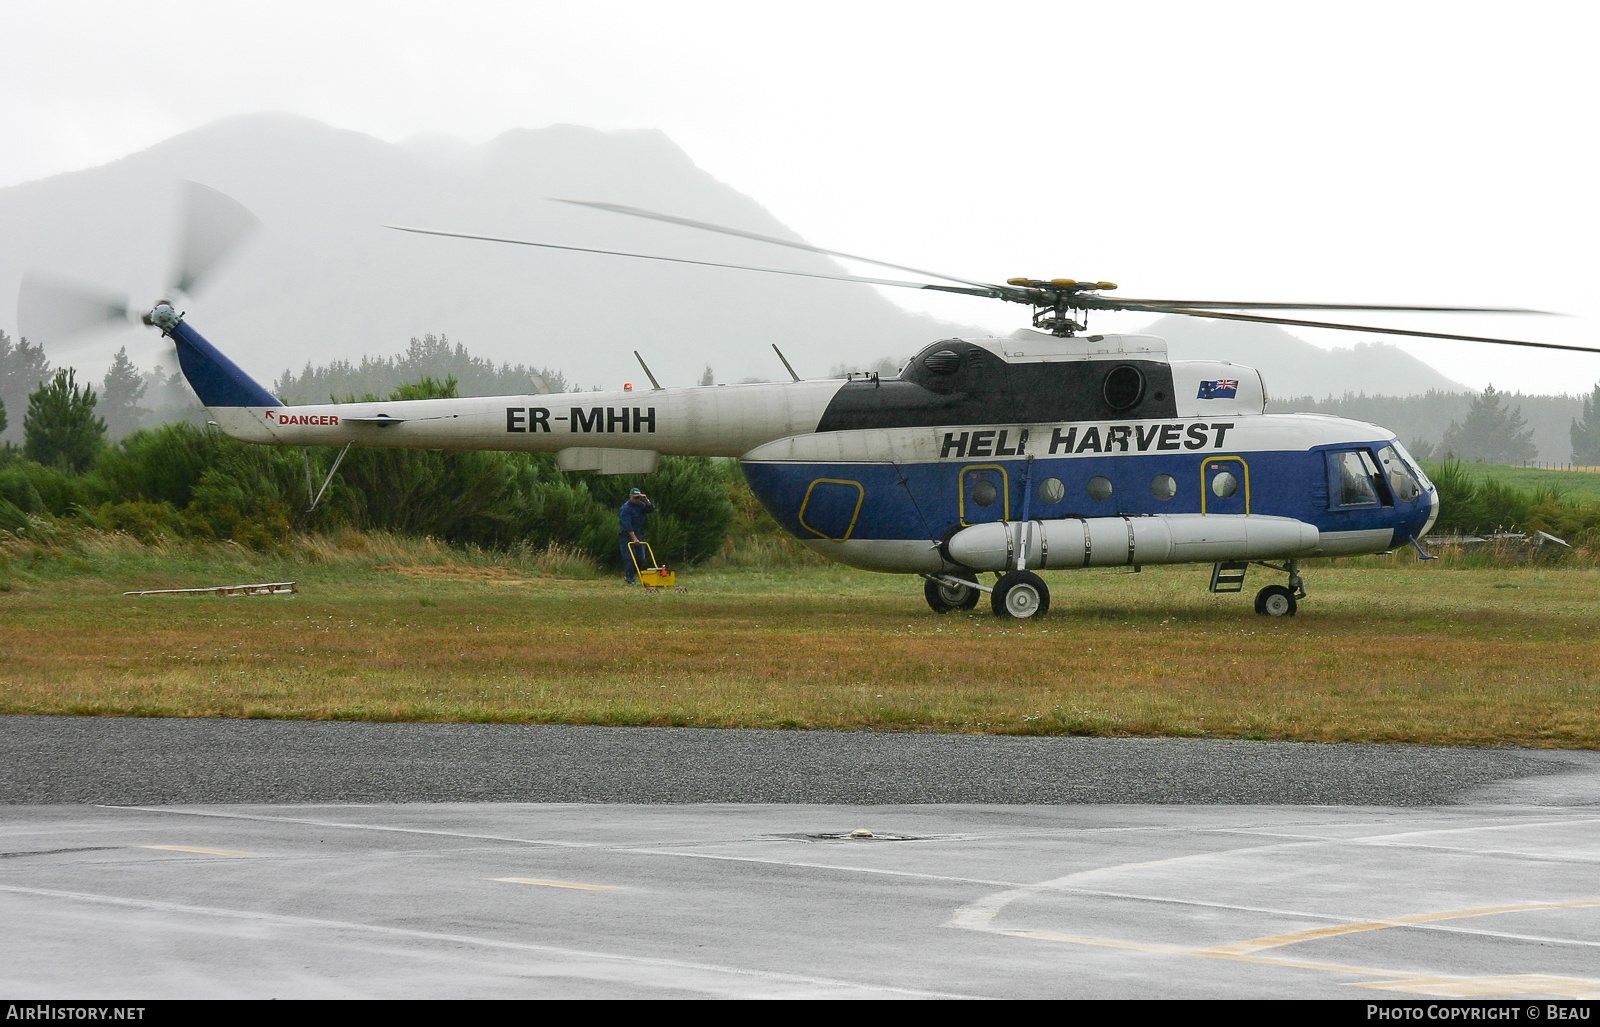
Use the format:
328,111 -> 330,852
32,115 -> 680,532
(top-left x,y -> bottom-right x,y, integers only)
0,366 -> 734,570
1267,385 -> 1600,465
4,330 -> 1600,556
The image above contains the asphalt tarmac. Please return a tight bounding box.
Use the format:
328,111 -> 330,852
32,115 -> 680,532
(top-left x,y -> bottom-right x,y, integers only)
3,717 -> 1599,999
2,715 -> 1591,805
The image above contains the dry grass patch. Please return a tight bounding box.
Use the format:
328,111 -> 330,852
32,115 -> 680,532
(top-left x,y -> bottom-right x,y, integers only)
1,546 -> 1596,746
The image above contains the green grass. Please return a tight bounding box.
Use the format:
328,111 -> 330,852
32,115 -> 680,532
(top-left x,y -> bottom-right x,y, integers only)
1426,462 -> 1600,502
2,530 -> 1598,747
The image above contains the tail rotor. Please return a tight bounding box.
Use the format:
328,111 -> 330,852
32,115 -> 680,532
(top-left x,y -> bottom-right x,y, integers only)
17,272 -> 135,345
167,180 -> 260,297
16,180 -> 261,376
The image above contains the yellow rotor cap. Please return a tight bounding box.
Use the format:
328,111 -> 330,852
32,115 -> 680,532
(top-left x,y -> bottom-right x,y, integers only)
1096,281 -> 1118,290
1006,277 -> 1032,286
1049,279 -> 1077,286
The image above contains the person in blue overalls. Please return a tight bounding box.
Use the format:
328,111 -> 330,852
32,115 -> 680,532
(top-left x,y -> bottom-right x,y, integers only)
619,488 -> 655,583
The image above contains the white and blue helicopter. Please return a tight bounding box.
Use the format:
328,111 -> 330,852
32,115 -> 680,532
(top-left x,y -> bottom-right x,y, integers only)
22,185 -> 1593,619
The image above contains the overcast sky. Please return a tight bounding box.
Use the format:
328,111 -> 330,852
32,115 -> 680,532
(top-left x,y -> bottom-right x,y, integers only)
3,0 -> 1596,394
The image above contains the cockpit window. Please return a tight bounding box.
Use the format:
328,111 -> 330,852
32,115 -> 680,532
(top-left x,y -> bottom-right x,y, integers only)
1377,445 -> 1421,502
1330,450 -> 1391,507
923,350 -> 962,375
1390,440 -> 1433,491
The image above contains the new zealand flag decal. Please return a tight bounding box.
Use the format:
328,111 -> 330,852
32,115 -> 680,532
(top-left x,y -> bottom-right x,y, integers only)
1198,379 -> 1239,399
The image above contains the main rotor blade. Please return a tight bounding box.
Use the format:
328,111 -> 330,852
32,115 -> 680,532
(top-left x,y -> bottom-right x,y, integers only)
386,225 -> 996,298
169,181 -> 261,296
1138,306 -> 1600,355
17,272 -> 133,343
552,199 -> 1010,294
1099,299 -> 1555,315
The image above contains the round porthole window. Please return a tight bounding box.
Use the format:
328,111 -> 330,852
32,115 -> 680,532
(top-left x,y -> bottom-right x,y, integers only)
1151,474 -> 1177,500
1086,476 -> 1113,502
1211,471 -> 1239,498
971,480 -> 999,507
1102,365 -> 1145,411
1039,477 -> 1065,504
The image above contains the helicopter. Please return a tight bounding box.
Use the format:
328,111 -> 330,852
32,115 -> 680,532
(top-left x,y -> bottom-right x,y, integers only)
20,186 -> 1597,619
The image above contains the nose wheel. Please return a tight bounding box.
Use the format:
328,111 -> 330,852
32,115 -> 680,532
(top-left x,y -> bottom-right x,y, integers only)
1247,559 -> 1306,617
1254,584 -> 1298,617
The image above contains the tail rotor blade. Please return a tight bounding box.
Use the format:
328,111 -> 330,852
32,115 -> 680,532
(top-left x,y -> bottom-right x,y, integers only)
17,272 -> 133,343
169,181 -> 260,296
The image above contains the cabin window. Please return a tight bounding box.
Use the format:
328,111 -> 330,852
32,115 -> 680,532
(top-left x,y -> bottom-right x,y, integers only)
1039,477 -> 1065,504
1103,365 -> 1145,411
971,479 -> 999,507
1151,473 -> 1177,500
1210,471 -> 1239,499
1087,476 -> 1113,502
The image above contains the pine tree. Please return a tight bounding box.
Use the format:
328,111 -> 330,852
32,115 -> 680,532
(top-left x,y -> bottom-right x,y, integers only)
1439,384 -> 1537,464
100,347 -> 149,440
698,365 -> 715,387
0,330 -> 51,445
23,368 -> 106,472
1571,382 -> 1600,466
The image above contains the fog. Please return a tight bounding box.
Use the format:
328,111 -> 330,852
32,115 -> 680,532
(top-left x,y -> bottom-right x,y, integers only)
3,1 -> 1595,394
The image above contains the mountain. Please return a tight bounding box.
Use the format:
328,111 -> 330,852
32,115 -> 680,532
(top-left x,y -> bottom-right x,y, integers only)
3,114 -> 1483,446
1136,314 -> 1468,400
0,113 -> 982,402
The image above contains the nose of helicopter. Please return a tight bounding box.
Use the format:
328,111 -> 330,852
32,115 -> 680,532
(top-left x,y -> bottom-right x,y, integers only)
1420,482 -> 1440,538
1398,481 -> 1440,547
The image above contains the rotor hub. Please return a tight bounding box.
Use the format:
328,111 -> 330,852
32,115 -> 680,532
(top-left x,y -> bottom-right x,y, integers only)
143,302 -> 183,333
1004,280 -> 1118,336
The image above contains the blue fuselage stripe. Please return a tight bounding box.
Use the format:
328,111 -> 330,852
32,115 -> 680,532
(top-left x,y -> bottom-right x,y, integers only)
741,448 -> 1432,546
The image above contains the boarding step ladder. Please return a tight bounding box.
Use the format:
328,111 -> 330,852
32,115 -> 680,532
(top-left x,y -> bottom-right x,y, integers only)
1209,561 -> 1250,593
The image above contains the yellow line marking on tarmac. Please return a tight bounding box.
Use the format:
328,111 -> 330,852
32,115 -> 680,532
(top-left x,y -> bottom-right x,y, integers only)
978,897 -> 1600,997
1196,899 -> 1600,956
996,926 -> 1600,997
489,877 -> 620,891
140,845 -> 251,856
999,929 -> 1396,975
1344,974 -> 1600,999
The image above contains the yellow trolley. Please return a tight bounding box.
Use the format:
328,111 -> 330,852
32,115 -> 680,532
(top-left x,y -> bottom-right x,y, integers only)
627,540 -> 678,590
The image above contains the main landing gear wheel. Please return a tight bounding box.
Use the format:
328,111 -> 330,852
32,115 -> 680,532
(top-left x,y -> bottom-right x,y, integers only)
1254,584 -> 1298,618
924,573 -> 980,613
992,570 -> 1050,619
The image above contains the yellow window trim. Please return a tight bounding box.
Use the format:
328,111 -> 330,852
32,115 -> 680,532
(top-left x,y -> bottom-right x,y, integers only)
959,464 -> 1010,526
799,478 -> 866,542
1200,455 -> 1251,515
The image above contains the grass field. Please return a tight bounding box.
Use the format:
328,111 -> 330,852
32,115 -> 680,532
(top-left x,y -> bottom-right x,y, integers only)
1428,462 -> 1600,502
2,532 -> 1597,748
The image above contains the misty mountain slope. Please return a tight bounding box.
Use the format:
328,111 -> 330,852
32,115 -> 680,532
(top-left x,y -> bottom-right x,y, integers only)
1138,314 -> 1468,399
0,113 -> 984,390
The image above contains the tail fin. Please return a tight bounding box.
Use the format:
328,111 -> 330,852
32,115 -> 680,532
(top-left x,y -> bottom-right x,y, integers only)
168,319 -> 282,408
